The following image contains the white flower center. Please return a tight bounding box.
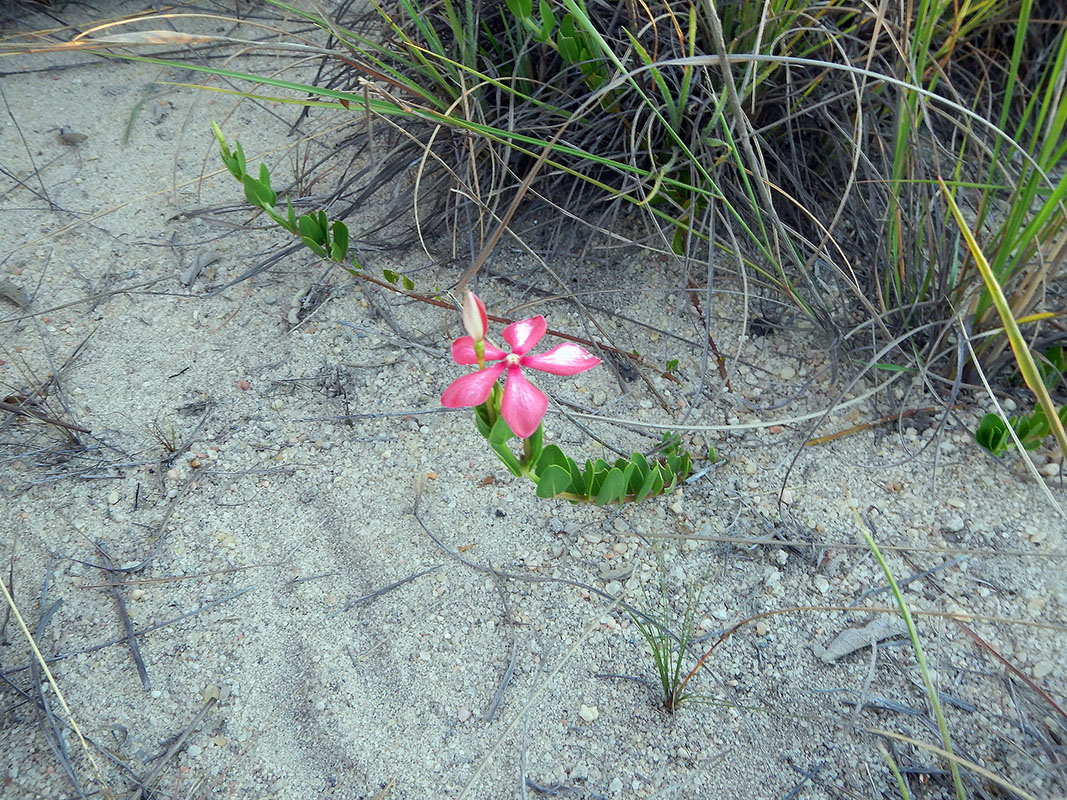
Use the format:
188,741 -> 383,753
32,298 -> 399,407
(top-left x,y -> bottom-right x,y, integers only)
505,353 -> 522,366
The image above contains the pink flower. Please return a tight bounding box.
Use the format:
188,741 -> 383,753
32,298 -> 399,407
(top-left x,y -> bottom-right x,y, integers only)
441,315 -> 600,438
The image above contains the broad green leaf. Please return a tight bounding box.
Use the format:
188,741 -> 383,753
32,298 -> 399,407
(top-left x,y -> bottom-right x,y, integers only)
242,175 -> 273,210
596,468 -> 626,505
298,213 -> 325,245
490,441 -> 523,477
536,464 -> 573,498
620,461 -> 636,495
299,237 -> 327,259
975,413 -> 1009,457
475,406 -> 491,439
383,269 -> 399,284
536,443 -> 569,473
257,164 -> 276,206
505,0 -> 532,22
636,468 -> 663,503
488,415 -> 516,444
401,275 -> 415,291
330,220 -> 349,262
567,457 -> 585,494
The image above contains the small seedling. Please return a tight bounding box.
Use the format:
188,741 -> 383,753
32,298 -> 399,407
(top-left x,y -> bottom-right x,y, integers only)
627,554 -> 704,712
975,405 -> 1067,458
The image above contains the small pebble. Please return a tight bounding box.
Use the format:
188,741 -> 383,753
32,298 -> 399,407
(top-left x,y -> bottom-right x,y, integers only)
1040,462 -> 1060,477
457,707 -> 472,722
944,515 -> 965,533
58,127 -> 88,146
755,620 -> 770,636
779,488 -> 794,505
813,575 -> 830,595
186,744 -> 202,758
107,490 -> 120,506
1033,660 -> 1054,679
592,390 -> 608,407
1029,528 -> 1048,544
578,704 -> 599,723
779,365 -> 796,380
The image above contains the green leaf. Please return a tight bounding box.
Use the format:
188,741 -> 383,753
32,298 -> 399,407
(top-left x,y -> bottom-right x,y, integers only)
383,269 -> 399,284
300,238 -> 327,259
490,441 -> 523,477
620,460 -> 637,495
401,275 -> 415,291
596,468 -> 626,505
505,0 -> 533,22
298,213 -> 326,246
568,457 -> 585,495
257,164 -> 276,206
536,443 -> 570,473
242,175 -> 274,210
488,415 -> 515,445
475,405 -> 492,439
975,413 -> 1009,457
636,468 -> 663,503
537,0 -> 556,39
284,197 -> 297,233
536,464 -> 573,498
526,425 -> 543,468
330,220 -> 349,262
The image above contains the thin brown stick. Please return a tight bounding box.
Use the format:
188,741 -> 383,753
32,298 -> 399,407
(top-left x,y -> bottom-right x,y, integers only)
954,620 -> 1067,723
0,401 -> 91,433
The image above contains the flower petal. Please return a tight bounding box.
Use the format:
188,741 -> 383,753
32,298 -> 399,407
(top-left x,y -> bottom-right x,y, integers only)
502,316 -> 546,355
452,336 -> 507,365
441,363 -> 506,408
461,290 -> 488,342
521,343 -> 601,376
500,365 -> 548,438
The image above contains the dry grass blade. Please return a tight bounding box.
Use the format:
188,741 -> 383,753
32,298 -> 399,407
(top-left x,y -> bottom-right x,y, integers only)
941,177 -> 1067,460
869,728 -> 1039,800
97,545 -> 152,692
1,571 -> 109,795
953,621 -> 1067,724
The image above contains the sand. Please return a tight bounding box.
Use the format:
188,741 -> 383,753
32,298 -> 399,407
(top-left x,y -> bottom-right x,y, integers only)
1,2 -> 1064,799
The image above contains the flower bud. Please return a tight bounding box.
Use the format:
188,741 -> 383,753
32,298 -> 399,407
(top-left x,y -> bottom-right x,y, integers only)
461,290 -> 488,343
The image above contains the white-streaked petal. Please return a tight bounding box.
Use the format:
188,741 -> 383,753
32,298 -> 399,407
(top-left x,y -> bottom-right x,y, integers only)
500,366 -> 548,438
521,343 -> 600,376
501,316 -> 546,355
441,363 -> 506,408
452,336 -> 507,365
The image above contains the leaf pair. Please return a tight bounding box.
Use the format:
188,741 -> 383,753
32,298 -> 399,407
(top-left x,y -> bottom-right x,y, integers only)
534,442 -> 691,504
212,122 -> 358,271
975,405 -> 1067,457
503,0 -> 606,90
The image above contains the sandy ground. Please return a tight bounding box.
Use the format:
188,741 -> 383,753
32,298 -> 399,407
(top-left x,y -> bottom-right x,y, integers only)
1,2 -> 1065,799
